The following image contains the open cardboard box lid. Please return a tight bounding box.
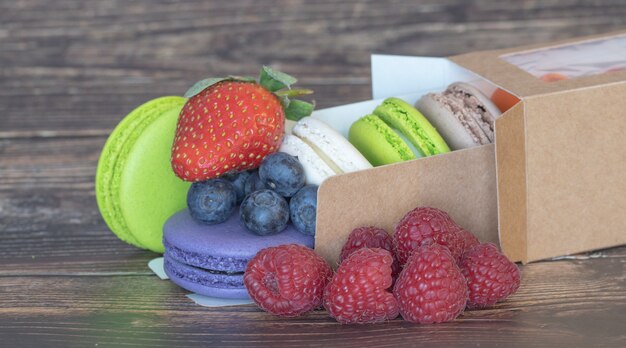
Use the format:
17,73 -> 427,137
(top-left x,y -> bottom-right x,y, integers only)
313,30 -> 626,266
452,30 -> 626,262
449,29 -> 626,98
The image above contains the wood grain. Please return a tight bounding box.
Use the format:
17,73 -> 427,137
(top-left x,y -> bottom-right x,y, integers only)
2,0 -> 626,134
1,257 -> 624,347
1,0 -> 626,347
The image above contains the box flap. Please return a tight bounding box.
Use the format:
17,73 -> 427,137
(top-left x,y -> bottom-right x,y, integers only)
449,30 -> 626,98
494,102 -> 527,263
315,145 -> 498,267
518,82 -> 626,261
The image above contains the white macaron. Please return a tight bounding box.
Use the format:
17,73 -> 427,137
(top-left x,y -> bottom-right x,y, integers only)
279,117 -> 372,185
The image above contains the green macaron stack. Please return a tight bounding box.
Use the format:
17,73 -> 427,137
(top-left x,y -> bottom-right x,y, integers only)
349,98 -> 450,166
96,96 -> 191,253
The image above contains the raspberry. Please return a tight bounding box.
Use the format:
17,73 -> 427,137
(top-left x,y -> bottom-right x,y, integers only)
340,226 -> 401,278
324,248 -> 399,324
456,227 -> 480,255
393,207 -> 462,265
459,243 -> 521,308
340,226 -> 392,261
393,243 -> 468,324
244,244 -> 332,317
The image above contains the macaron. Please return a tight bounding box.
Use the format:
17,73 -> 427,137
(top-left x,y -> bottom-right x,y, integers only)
279,117 -> 372,185
163,208 -> 315,298
539,73 -> 568,82
491,88 -> 520,113
348,97 -> 451,166
416,82 -> 501,151
95,97 -> 191,253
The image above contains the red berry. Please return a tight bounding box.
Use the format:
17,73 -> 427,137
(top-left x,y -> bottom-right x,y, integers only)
340,226 -> 401,278
244,244 -> 332,317
340,226 -> 392,261
459,243 -> 521,308
324,248 -> 399,324
456,227 -> 480,254
393,207 -> 462,265
393,243 -> 468,324
172,81 -> 285,182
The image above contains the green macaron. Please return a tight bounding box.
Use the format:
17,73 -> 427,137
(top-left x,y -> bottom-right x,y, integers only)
96,96 -> 191,253
349,97 -> 450,166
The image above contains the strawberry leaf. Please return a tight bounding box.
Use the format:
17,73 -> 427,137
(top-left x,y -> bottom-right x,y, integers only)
259,66 -> 297,92
274,88 -> 314,98
184,77 -> 228,98
184,76 -> 255,98
227,75 -> 256,83
279,95 -> 291,109
284,100 -> 314,121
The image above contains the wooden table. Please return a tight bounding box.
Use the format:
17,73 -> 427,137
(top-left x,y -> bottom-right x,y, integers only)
1,1 -> 625,347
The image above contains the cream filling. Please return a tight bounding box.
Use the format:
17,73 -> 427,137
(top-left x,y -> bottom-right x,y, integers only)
391,128 -> 423,158
298,137 -> 344,174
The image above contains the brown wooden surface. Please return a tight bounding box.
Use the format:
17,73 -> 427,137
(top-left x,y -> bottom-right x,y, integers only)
1,1 -> 625,347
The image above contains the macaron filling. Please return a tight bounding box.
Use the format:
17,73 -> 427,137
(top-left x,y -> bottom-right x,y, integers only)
163,238 -> 249,273
391,128 -> 423,159
165,255 -> 244,283
374,98 -> 450,156
279,134 -> 335,185
359,114 -> 416,161
292,118 -> 372,174
430,84 -> 496,145
298,137 -> 344,174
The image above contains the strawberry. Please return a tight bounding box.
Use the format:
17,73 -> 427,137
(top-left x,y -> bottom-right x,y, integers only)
172,67 -> 313,182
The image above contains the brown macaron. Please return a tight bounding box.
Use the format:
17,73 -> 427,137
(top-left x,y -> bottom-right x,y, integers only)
415,82 -> 501,150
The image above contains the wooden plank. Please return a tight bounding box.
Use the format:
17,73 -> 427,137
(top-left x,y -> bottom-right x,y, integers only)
0,135 -> 154,265
0,256 -> 624,347
1,0 -> 626,133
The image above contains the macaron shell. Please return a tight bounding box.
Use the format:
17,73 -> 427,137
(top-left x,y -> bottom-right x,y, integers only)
279,134 -> 335,185
349,114 -> 415,166
450,82 -> 502,121
163,208 -> 315,273
374,98 -> 451,156
119,106 -> 191,253
416,95 -> 479,150
491,88 -> 520,113
164,255 -> 250,299
96,96 -> 187,249
448,82 -> 500,141
292,117 -> 372,173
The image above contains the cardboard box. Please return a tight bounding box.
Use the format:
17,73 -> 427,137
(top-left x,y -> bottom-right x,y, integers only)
311,30 -> 626,265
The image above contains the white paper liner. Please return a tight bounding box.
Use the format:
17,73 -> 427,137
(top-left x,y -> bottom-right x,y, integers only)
148,257 -> 253,307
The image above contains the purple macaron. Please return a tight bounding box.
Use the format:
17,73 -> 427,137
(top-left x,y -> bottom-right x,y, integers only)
163,208 -> 315,299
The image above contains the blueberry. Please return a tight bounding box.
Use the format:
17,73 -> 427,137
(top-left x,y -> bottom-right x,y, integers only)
259,152 -> 305,197
222,170 -> 252,204
244,171 -> 266,197
240,189 -> 289,235
289,185 -> 318,235
187,179 -> 237,224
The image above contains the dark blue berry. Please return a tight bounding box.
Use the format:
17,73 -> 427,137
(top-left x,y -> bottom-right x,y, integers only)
259,152 -> 305,197
289,185 -> 318,236
222,170 -> 251,204
244,171 -> 266,197
187,179 -> 237,224
240,189 -> 289,235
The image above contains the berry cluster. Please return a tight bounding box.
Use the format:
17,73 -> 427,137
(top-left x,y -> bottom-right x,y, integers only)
187,152 -> 318,236
244,206 -> 521,324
